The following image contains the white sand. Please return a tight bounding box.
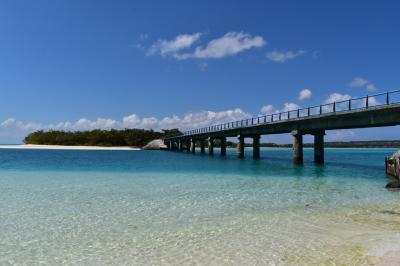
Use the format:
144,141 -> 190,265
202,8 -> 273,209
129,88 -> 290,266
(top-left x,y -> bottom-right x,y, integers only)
0,144 -> 141,151
368,251 -> 400,265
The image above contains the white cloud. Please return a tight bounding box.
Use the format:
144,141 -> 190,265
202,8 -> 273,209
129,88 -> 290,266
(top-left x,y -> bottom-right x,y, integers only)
356,96 -> 379,107
0,108 -> 252,143
323,93 -> 379,110
74,118 -> 118,130
1,118 -> 17,127
0,97 -> 391,144
298,89 -> 312,100
1,118 -> 42,131
122,114 -> 141,127
348,77 -> 377,92
148,33 -> 201,56
141,117 -> 159,128
260,104 -> 275,114
281,102 -> 300,112
367,96 -> 379,106
0,118 -> 43,143
324,93 -> 352,103
266,50 -> 306,63
178,108 -> 251,128
348,77 -> 369,87
366,84 -> 377,92
150,32 -> 266,60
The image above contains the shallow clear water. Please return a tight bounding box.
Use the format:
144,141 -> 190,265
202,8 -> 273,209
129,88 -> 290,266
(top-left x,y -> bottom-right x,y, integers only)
1,148 -> 400,265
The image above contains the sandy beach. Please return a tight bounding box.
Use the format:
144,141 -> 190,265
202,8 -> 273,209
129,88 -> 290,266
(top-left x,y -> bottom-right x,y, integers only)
369,251 -> 400,265
0,144 -> 141,151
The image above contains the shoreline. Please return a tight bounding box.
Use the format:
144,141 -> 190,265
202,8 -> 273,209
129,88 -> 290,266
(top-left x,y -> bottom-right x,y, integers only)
0,144 -> 141,151
0,145 -> 397,151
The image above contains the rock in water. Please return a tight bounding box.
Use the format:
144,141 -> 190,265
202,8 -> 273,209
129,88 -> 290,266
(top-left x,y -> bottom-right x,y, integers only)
386,150 -> 400,180
142,139 -> 167,150
385,181 -> 400,189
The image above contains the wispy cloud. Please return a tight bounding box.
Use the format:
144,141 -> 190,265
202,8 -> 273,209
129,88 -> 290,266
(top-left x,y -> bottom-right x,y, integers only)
260,101 -> 303,115
323,92 -> 380,110
260,104 -> 275,114
266,50 -> 306,63
298,89 -> 312,100
261,90 -> 311,116
148,33 -> 201,57
324,93 -> 352,103
280,102 -> 300,112
176,32 -> 266,59
148,32 -> 266,60
366,84 -> 377,91
348,77 -> 369,87
260,102 -> 301,115
348,77 -> 377,92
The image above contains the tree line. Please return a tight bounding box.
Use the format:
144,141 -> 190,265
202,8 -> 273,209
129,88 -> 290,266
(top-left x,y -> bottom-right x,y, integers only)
24,128 -> 182,147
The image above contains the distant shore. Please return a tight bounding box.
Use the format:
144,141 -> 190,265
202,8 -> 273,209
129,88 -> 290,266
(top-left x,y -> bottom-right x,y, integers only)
2,141 -> 400,150
257,140 -> 400,149
0,144 -> 141,151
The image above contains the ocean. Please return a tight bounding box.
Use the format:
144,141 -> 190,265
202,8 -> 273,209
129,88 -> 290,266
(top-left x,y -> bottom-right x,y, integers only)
1,148 -> 399,265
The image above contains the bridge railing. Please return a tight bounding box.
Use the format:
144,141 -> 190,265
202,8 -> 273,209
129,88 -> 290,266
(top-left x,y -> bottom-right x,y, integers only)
177,90 -> 400,137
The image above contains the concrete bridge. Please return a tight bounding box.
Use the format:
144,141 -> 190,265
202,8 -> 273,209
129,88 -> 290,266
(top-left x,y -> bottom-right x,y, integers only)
164,90 -> 400,164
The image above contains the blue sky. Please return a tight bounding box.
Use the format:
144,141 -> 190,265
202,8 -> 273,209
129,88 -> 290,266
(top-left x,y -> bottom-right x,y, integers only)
0,0 -> 399,143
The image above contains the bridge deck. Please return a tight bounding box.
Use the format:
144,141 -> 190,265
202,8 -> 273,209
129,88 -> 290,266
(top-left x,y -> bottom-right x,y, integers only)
166,103 -> 400,141
164,90 -> 400,164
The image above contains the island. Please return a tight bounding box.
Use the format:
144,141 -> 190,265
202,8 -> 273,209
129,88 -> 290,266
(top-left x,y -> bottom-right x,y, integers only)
24,129 -> 400,149
23,128 -> 181,148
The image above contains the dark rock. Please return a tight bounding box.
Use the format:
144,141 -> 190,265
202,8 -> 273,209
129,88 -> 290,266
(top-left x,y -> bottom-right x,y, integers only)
385,181 -> 400,189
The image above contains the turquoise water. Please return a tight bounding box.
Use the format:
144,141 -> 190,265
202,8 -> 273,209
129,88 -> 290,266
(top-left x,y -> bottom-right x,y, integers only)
1,148 -> 400,265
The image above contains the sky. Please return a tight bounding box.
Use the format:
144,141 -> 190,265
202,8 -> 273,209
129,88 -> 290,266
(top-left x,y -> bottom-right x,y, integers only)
0,0 -> 400,143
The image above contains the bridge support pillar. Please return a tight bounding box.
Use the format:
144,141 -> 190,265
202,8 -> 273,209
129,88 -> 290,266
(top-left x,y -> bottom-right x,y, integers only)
237,135 -> 245,158
185,140 -> 190,152
220,137 -> 227,156
292,130 -> 303,164
190,139 -> 196,153
208,137 -> 214,155
178,140 -> 183,152
313,130 -> 325,164
172,141 -> 178,151
200,139 -> 206,154
253,135 -> 260,159
166,141 -> 171,150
